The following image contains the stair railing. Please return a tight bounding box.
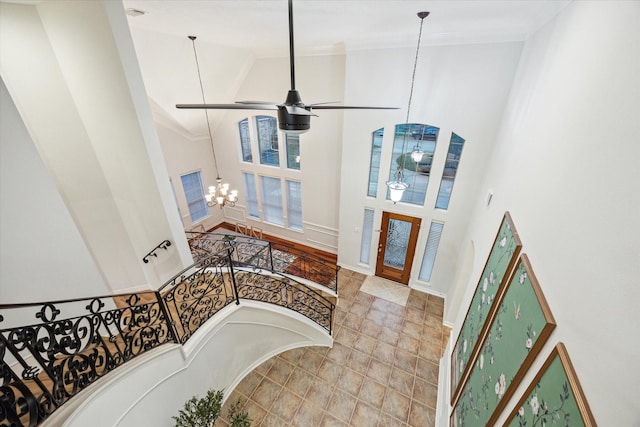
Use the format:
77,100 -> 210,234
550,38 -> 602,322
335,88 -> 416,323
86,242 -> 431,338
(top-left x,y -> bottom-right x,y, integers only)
186,231 -> 339,293
0,290 -> 175,426
1,234 -> 337,426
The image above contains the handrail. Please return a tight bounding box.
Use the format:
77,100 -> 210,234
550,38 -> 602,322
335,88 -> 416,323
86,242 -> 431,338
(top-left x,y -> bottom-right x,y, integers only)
142,239 -> 172,263
0,291 -> 174,426
0,233 -> 338,426
186,231 -> 339,293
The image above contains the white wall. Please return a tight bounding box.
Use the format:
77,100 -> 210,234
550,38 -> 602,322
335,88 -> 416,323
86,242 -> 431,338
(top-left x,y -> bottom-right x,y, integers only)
0,79 -> 108,303
338,42 -> 523,297
153,118 -> 224,232
446,1 -> 640,425
0,1 -> 192,293
207,54 -> 346,251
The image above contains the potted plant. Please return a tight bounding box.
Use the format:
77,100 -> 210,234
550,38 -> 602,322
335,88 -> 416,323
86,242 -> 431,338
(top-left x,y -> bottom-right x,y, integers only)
173,389 -> 252,427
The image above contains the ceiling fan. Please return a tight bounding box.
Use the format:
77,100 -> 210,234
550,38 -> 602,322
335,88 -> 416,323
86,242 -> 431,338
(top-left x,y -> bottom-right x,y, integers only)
176,0 -> 398,134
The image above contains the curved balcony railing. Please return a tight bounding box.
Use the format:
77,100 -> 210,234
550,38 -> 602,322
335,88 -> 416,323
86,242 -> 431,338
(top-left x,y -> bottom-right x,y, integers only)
1,235 -> 337,426
186,231 -> 339,293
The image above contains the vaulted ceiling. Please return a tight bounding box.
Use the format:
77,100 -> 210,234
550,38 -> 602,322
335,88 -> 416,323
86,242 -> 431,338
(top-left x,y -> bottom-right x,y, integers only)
121,0 -> 570,136
123,0 -> 571,56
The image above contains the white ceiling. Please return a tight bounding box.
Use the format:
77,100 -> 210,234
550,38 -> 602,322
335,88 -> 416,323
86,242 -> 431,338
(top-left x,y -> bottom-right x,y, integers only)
122,0 -> 571,57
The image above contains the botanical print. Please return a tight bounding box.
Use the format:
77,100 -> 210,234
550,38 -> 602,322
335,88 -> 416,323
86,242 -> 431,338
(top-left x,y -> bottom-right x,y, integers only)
452,255 -> 555,426
506,343 -> 597,427
451,212 -> 522,403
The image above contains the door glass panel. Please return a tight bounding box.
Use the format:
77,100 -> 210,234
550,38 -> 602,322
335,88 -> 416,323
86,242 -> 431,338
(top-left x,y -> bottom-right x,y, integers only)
383,218 -> 412,269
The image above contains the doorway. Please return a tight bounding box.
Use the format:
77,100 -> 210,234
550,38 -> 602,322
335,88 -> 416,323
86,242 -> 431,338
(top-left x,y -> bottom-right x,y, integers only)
375,211 -> 422,285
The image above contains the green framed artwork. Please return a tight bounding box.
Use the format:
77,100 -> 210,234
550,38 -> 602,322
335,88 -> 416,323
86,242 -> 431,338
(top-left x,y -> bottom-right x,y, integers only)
451,254 -> 556,427
505,343 -> 597,426
450,212 -> 522,404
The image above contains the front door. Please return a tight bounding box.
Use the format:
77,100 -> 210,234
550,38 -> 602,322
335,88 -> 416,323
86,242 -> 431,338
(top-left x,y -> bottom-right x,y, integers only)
375,212 -> 421,285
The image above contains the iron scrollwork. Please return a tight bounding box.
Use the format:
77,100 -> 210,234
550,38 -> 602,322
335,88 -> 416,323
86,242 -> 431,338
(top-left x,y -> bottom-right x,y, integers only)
2,232 -> 338,426
0,292 -> 174,426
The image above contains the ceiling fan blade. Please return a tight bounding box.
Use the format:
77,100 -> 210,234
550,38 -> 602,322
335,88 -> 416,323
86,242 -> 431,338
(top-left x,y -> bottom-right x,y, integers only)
283,105 -> 317,116
309,105 -> 399,110
236,100 -> 279,105
308,101 -> 340,107
176,103 -> 278,110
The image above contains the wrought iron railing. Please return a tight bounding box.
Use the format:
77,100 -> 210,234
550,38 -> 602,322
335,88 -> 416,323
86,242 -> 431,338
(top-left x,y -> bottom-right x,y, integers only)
186,231 -> 339,293
1,235 -> 337,426
0,290 -> 175,427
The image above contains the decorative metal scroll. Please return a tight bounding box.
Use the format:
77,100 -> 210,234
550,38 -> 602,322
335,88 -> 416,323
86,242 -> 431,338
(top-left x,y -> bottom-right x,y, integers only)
0,292 -> 174,426
187,232 -> 339,293
161,259 -> 237,344
234,271 -> 334,333
1,233 -> 338,426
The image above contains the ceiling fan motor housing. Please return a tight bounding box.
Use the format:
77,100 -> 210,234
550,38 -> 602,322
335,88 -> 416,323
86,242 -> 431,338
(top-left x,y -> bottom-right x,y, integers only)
277,107 -> 311,132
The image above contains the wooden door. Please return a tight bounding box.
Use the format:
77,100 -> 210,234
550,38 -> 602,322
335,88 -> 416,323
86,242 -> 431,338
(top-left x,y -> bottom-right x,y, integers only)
375,212 -> 421,285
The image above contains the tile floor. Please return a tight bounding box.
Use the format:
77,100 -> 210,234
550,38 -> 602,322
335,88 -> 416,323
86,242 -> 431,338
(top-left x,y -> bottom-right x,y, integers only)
220,269 -> 451,426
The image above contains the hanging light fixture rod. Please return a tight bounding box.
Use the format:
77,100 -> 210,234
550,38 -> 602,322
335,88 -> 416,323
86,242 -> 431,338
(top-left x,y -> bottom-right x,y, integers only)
188,35 -> 238,208
386,11 -> 430,203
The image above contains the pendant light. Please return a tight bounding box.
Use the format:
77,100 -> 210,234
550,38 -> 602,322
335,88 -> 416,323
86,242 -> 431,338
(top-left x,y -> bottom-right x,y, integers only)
188,35 -> 238,208
386,11 -> 429,203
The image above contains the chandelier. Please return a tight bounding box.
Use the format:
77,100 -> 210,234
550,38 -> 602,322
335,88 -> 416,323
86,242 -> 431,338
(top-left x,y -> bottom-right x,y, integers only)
386,12 -> 429,203
189,35 -> 238,208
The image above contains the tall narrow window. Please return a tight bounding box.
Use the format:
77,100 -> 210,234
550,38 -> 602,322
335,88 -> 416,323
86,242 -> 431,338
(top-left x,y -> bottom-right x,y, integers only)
238,118 -> 252,162
260,176 -> 284,225
180,171 -> 208,222
419,222 -> 444,282
386,124 -> 439,205
285,134 -> 300,170
242,172 -> 259,218
360,208 -> 375,264
367,128 -> 384,197
256,115 -> 279,166
286,180 -> 303,230
435,133 -> 465,210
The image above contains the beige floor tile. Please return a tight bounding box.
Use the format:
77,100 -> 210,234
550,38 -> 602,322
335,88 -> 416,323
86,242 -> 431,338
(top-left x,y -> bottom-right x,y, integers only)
354,333 -> 377,354
358,377 -> 386,407
367,359 -> 392,385
305,376 -> 334,409
317,358 -> 344,384
408,400 -> 436,427
412,377 -> 438,409
388,366 -> 414,397
373,340 -> 396,365
285,367 -> 314,398
393,350 -> 418,375
415,358 -> 439,385
328,388 -> 357,423
320,413 -> 348,427
382,388 -> 411,423
257,411 -> 287,427
336,368 -> 364,397
251,377 -> 282,410
241,399 -> 268,425
270,388 -> 302,421
230,268 -> 447,427
347,349 -> 371,375
351,401 -> 381,426
267,357 -> 295,386
292,400 -> 324,427
297,348 -> 325,375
